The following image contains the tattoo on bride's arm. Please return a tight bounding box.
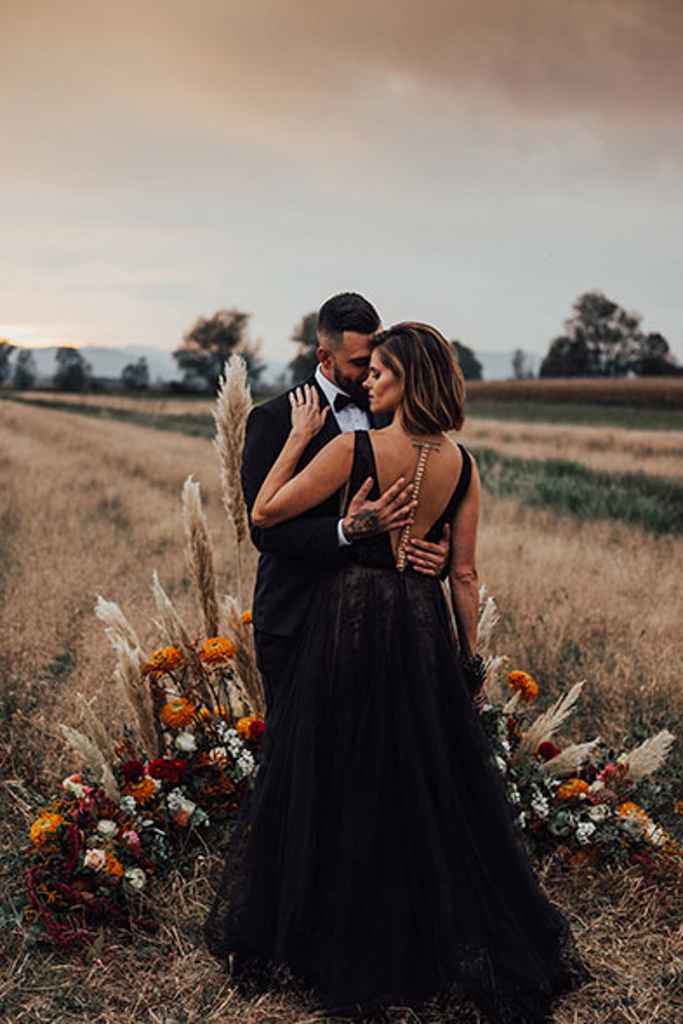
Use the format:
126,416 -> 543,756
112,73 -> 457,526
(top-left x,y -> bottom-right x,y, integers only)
344,510 -> 381,539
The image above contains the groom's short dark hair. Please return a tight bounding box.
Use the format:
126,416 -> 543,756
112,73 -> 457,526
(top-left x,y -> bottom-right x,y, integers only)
317,292 -> 381,346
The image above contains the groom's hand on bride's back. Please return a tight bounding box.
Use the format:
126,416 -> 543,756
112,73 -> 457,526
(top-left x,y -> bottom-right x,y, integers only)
405,523 -> 450,578
341,476 -> 416,542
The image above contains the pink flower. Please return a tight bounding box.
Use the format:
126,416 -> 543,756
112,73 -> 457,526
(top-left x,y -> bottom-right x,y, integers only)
84,848 -> 107,871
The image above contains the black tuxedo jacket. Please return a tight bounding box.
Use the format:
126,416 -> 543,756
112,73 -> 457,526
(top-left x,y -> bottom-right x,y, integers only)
242,375 -> 387,638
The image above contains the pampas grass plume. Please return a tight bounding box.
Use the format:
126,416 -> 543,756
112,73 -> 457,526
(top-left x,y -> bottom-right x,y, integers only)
541,738 -> 602,777
213,355 -> 252,546
624,730 -> 676,781
517,680 -> 586,756
182,475 -> 220,638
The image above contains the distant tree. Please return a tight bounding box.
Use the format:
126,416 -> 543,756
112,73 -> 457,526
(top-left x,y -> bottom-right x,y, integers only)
539,290 -> 676,377
0,340 -> 16,385
511,348 -> 535,379
13,349 -> 37,390
288,311 -> 319,384
451,340 -> 483,381
54,347 -> 92,391
173,308 -> 265,391
632,332 -> 678,376
121,357 -> 150,391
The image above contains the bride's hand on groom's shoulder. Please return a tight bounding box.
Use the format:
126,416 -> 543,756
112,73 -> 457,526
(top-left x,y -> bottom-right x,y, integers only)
288,384 -> 330,442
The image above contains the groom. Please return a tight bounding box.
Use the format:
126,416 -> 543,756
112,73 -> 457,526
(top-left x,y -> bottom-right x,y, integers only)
241,292 -> 450,712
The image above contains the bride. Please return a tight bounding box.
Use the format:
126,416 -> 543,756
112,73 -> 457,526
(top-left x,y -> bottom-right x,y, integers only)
204,322 -> 590,1022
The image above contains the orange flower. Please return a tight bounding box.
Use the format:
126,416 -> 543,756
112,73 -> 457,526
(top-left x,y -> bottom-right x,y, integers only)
30,812 -> 65,846
507,670 -> 539,703
199,636 -> 236,665
159,696 -> 196,729
241,610 -> 253,625
125,775 -> 157,805
106,853 -> 125,878
617,801 -> 650,822
674,800 -> 683,816
142,645 -> 185,676
569,850 -> 595,869
557,778 -> 590,801
236,715 -> 266,742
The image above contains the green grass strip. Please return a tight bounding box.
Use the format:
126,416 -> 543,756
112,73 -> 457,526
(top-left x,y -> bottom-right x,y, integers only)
467,399 -> 683,432
473,446 -> 683,536
4,395 -> 682,536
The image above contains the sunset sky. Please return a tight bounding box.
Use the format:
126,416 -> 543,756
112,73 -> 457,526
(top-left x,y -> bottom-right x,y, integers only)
2,0 -> 682,368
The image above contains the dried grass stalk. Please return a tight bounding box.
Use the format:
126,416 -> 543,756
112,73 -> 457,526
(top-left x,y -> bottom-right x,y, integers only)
213,355 -> 252,545
59,724 -> 116,793
213,356 -> 253,607
99,763 -> 121,802
503,689 -> 522,714
517,680 -> 586,756
94,595 -> 141,652
477,585 -> 500,654
76,692 -> 118,766
182,476 -> 220,638
542,738 -> 602,777
624,729 -> 676,781
220,594 -> 265,715
110,638 -> 158,756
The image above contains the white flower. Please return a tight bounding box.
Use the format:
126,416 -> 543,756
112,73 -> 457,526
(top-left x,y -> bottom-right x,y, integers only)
236,749 -> 255,778
62,774 -> 86,798
588,779 -> 605,794
174,731 -> 197,753
119,795 -> 137,815
516,811 -> 527,830
166,787 -> 196,815
208,746 -> 228,762
84,848 -> 107,871
124,867 -> 146,891
508,785 -> 521,805
647,824 -> 666,848
96,819 -> 118,838
531,795 -> 549,820
588,804 -> 609,823
495,755 -> 507,774
501,738 -> 511,754
576,821 -> 596,845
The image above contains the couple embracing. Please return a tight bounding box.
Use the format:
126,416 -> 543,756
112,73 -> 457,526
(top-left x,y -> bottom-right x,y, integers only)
205,293 -> 591,1022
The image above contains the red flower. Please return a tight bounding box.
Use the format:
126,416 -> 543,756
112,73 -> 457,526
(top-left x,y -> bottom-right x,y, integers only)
147,757 -> 189,785
537,741 -> 561,762
120,760 -> 145,782
248,719 -> 266,741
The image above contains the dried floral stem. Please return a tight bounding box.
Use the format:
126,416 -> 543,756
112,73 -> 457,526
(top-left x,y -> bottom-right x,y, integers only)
181,476 -> 220,638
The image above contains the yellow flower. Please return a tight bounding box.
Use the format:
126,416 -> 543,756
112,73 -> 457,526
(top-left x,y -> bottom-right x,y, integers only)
557,778 -> 590,801
142,645 -> 185,676
159,696 -> 196,728
241,610 -> 253,625
507,670 -> 539,703
30,812 -> 65,846
125,776 -> 157,805
199,636 -> 236,665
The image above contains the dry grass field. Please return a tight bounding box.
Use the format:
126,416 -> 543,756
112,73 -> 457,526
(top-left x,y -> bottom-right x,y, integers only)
466,376 -> 683,408
2,400 -> 683,1022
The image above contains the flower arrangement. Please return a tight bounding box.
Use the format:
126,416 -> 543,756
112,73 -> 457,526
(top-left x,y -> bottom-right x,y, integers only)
23,627 -> 265,947
477,645 -> 680,871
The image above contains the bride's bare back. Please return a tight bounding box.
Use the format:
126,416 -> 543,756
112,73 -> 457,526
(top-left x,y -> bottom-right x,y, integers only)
367,427 -> 464,561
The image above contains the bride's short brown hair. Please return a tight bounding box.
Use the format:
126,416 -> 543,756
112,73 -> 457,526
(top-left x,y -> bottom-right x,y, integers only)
370,322 -> 465,433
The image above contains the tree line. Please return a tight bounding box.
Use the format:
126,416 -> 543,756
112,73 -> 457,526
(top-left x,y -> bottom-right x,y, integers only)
0,288 -> 678,393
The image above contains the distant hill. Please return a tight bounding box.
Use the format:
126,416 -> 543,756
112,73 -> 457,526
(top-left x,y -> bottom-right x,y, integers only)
8,345 -> 182,384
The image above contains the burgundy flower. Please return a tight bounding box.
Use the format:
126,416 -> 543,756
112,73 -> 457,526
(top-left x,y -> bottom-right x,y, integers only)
147,757 -> 189,785
537,741 -> 561,762
120,760 -> 145,782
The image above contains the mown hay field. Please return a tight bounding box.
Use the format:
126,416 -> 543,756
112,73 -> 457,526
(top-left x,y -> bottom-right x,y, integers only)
2,400 -> 683,1023
466,376 -> 683,408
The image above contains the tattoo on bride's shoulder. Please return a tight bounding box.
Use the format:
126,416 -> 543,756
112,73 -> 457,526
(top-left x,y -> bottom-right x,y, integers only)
345,510 -> 381,539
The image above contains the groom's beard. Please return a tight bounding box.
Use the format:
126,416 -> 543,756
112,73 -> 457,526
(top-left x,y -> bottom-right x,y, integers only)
332,367 -> 371,410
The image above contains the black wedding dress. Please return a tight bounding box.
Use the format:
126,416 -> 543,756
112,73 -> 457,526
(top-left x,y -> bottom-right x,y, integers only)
204,432 -> 590,1021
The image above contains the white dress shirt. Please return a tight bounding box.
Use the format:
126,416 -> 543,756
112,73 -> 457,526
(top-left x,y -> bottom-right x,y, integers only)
314,365 -> 370,546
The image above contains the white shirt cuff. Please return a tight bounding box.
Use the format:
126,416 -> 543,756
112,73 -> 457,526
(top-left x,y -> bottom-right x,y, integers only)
337,518 -> 352,546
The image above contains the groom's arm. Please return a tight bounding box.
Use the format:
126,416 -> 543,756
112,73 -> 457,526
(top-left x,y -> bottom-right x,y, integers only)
242,404 -> 349,566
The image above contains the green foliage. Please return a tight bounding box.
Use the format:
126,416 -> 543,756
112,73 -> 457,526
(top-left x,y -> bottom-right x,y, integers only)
173,308 -> 265,391
474,447 -> 683,535
451,340 -> 483,380
288,311 -> 317,384
12,349 -> 37,389
54,347 -> 92,392
121,357 -> 149,391
540,291 -> 679,378
0,339 -> 16,384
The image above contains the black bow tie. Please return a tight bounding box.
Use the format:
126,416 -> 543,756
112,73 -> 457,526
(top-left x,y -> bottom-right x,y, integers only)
333,393 -> 357,413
